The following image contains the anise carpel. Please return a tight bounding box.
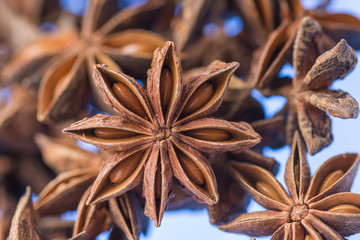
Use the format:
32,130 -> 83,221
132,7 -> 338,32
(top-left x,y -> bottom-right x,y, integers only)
63,41 -> 261,226
262,17 -> 359,155
220,131 -> 360,239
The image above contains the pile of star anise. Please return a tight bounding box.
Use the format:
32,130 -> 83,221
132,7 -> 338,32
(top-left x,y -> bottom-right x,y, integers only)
1,0 -> 360,239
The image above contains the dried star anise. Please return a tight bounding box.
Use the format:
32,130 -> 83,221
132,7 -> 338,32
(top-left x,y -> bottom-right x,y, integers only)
251,3 -> 360,89
263,17 -> 359,154
34,134 -> 148,240
219,131 -> 360,239
8,186 -> 41,240
2,0 -> 167,122
63,41 -> 261,226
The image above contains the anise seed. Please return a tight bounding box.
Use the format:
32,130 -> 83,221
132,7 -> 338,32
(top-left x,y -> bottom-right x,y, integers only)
182,82 -> 214,115
185,128 -> 230,141
318,170 -> 344,194
94,128 -> 135,139
112,82 -> 147,118
155,162 -> 162,198
160,68 -> 173,112
255,181 -> 285,204
119,43 -> 154,55
178,151 -> 204,185
109,151 -> 143,183
328,204 -> 360,214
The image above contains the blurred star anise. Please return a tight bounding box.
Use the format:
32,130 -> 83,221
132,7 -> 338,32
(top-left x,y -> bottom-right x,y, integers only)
220,131 -> 360,239
63,41 -> 261,226
8,186 -> 40,240
2,0 -> 167,122
34,134 -> 148,240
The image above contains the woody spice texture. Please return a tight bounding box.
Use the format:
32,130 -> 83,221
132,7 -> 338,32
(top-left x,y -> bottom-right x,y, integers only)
1,0 -> 360,239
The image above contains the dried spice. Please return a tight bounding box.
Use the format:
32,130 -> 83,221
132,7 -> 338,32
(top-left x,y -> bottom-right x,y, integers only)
220,131 -> 360,239
7,186 -> 41,240
2,0 -> 167,122
250,1 -> 360,89
1,1 -> 360,239
263,17 -> 359,154
34,134 -> 148,239
63,41 -> 261,226
71,188 -> 148,240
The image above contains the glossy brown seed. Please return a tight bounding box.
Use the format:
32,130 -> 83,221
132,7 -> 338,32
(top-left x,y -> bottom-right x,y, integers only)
112,82 -> 147,118
94,128 -> 135,139
318,170 -> 344,194
294,162 -> 300,192
328,204 -> 360,214
185,128 -> 230,141
178,151 -> 204,186
182,82 -> 214,115
255,181 -> 285,204
160,68 -> 173,112
109,151 -> 143,183
155,162 -> 162,198
119,43 -> 154,55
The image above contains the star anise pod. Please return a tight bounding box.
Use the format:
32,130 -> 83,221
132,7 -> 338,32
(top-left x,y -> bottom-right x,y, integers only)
34,134 -> 148,240
250,3 -> 360,89
2,0 -> 167,122
219,131 -> 360,239
264,17 -> 358,154
8,186 -> 41,240
71,187 -> 147,240
63,41 -> 261,226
